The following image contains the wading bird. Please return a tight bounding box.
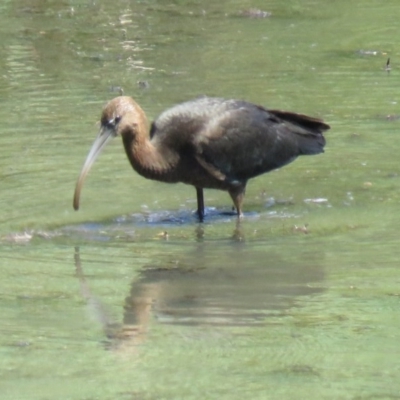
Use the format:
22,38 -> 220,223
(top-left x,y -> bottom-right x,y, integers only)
73,96 -> 329,220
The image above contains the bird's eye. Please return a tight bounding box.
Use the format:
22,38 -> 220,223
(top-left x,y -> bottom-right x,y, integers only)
104,116 -> 121,129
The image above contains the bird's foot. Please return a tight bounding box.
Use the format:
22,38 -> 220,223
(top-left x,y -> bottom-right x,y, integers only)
196,209 -> 205,222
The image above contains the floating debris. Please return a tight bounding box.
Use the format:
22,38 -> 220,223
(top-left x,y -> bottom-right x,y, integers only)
264,197 -> 276,208
137,80 -> 150,89
2,231 -> 33,243
356,49 -> 380,56
385,57 -> 391,74
1,230 -> 62,243
304,198 -> 328,204
386,114 -> 400,121
373,114 -> 400,121
276,198 -> 295,206
156,231 -> 169,240
239,9 -> 272,18
109,85 -> 124,95
293,224 -> 309,234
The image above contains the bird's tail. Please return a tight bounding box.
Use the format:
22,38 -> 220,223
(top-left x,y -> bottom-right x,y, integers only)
270,109 -> 329,155
296,131 -> 326,155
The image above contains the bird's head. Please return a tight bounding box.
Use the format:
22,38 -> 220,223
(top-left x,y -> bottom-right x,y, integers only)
73,96 -> 147,211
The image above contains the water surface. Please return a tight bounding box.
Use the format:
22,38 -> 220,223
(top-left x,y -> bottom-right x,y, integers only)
1,1 -> 400,399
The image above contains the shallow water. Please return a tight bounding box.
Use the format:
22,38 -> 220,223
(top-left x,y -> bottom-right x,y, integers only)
1,0 -> 400,399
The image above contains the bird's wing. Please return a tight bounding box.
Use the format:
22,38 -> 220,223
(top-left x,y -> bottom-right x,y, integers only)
195,154 -> 227,181
193,104 -> 328,183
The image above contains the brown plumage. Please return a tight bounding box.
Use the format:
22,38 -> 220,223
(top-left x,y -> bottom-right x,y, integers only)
73,96 -> 329,220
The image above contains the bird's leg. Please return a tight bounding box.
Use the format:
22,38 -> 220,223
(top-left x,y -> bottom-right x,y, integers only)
229,185 -> 246,217
196,187 -> 205,222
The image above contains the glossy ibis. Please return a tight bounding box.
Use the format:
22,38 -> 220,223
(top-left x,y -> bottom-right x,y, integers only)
73,96 -> 329,220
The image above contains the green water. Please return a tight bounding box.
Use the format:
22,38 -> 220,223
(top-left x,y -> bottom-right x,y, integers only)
1,0 -> 400,399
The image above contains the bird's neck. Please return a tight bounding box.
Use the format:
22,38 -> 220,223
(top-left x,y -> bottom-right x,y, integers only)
122,130 -> 178,180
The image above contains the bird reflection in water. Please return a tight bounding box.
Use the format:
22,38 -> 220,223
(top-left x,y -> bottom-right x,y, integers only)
73,242 -> 325,352
73,96 -> 329,221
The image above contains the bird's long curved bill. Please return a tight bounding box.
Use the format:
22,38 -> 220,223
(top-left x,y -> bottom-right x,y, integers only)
73,128 -> 113,210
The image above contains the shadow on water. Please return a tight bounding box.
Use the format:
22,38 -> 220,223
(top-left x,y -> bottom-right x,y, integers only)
74,240 -> 325,351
